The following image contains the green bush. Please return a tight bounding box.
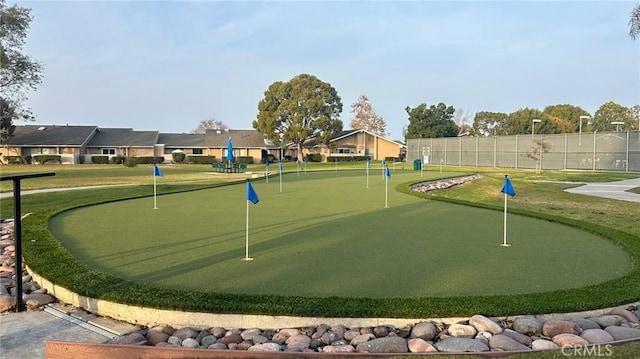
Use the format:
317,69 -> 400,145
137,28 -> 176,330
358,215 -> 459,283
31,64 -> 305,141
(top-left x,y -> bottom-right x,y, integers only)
91,156 -> 109,164
78,155 -> 85,164
261,154 -> 276,164
188,155 -> 215,164
130,157 -> 163,164
5,155 -> 31,164
327,155 -> 369,162
123,158 -> 137,167
236,156 -> 254,164
306,153 -> 322,162
112,156 -> 126,164
33,155 -> 62,164
172,152 -> 185,163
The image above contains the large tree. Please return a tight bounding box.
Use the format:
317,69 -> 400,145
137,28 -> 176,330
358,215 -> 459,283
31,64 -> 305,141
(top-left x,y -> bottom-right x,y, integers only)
0,0 -> 43,141
542,104 -> 591,133
471,111 -> 509,136
506,108 -> 544,135
405,102 -> 457,138
592,101 -> 634,131
253,74 -> 343,160
630,2 -> 640,39
192,119 -> 228,134
631,104 -> 640,130
349,94 -> 387,136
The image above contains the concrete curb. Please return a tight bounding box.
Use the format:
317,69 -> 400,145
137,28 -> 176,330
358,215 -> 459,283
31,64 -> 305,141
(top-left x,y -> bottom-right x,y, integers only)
28,267 -> 639,331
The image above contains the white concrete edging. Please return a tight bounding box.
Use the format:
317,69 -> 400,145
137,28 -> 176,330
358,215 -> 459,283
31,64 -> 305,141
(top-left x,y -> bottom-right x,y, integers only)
28,267 -> 639,331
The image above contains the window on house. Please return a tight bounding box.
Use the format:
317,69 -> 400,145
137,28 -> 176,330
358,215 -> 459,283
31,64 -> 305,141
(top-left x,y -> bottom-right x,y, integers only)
102,148 -> 116,155
337,148 -> 354,154
193,148 -> 203,155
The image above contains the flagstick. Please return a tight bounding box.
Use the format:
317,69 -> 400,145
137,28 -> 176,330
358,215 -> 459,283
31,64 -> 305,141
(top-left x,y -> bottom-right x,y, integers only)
279,164 -> 283,193
265,165 -> 269,184
501,191 -> 510,246
153,170 -> 158,209
384,169 -> 389,208
421,160 -> 424,178
296,161 -> 299,177
243,199 -> 253,261
366,165 -> 369,189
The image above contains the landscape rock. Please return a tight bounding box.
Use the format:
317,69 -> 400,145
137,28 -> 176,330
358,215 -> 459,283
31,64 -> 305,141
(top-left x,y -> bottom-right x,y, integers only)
591,315 -> 627,328
248,343 -> 281,352
407,338 -> 437,353
489,334 -> 531,351
551,333 -> 589,347
434,337 -> 490,352
604,326 -> 640,340
542,320 -> 581,337
322,344 -> 355,353
410,321 -> 437,341
448,323 -> 477,337
580,328 -> 615,344
469,315 -> 502,334
609,308 -> 640,323
512,316 -> 543,335
531,338 -> 559,351
356,337 -> 408,353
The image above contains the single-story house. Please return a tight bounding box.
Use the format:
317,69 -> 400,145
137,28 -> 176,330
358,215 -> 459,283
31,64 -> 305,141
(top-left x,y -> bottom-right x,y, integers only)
300,129 -> 404,161
1,125 -> 404,164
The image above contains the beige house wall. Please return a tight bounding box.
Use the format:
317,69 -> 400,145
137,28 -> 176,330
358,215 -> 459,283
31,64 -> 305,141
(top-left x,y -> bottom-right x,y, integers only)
304,132 -> 401,162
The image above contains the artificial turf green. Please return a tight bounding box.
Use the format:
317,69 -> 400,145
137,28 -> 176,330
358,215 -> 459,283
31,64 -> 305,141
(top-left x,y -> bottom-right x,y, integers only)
49,170 -> 631,298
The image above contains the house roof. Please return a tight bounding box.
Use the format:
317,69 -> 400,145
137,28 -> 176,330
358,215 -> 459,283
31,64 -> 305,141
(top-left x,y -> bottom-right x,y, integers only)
86,128 -> 159,147
158,133 -> 206,148
205,129 -> 269,148
1,125 -> 98,146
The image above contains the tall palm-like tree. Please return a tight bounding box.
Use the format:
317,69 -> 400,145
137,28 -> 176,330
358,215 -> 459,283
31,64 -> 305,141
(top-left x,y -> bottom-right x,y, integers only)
630,2 -> 640,39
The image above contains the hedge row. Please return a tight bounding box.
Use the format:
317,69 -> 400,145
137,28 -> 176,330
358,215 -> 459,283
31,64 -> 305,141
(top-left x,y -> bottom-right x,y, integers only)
326,155 -> 372,163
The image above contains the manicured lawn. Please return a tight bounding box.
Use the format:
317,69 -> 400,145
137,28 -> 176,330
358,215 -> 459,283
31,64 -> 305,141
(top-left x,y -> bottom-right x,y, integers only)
49,169 -> 631,298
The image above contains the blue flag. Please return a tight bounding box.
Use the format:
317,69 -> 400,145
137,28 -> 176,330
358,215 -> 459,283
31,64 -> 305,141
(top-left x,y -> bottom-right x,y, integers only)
501,176 -> 516,197
279,162 -> 283,171
385,166 -> 391,179
247,181 -> 259,204
382,160 -> 386,166
265,160 -> 269,166
153,165 -> 163,177
366,160 -> 371,169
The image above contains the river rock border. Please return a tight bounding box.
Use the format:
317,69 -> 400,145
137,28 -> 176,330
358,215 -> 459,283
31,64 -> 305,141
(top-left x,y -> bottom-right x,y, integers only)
410,174 -> 482,193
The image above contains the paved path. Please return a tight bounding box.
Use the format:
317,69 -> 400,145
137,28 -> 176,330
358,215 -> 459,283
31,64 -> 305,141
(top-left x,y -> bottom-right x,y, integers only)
564,178 -> 640,203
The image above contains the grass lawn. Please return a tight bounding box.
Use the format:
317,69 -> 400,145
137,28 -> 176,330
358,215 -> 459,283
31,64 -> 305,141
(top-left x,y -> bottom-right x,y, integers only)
49,169 -> 631,298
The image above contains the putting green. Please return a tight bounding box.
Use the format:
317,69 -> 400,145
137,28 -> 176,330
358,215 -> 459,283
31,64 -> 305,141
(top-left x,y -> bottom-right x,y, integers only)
50,170 -> 632,298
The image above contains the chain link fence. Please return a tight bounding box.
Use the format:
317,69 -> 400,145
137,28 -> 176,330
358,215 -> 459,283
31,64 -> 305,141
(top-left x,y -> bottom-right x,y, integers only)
407,131 -> 640,173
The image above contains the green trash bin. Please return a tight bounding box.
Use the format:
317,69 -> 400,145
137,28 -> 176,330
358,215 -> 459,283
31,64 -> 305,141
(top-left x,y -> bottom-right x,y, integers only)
413,159 -> 422,170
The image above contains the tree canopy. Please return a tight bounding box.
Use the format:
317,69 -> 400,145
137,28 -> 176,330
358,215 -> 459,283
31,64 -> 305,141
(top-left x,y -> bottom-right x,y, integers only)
192,119 -> 228,134
471,111 -> 509,136
253,74 -> 343,160
405,102 -> 457,139
592,101 -> 634,131
630,2 -> 640,39
0,0 -> 43,141
350,94 -> 387,136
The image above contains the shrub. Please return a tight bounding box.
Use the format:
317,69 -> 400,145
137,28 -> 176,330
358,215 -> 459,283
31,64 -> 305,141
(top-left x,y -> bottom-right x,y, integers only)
33,155 -> 62,164
78,155 -> 85,164
261,154 -> 276,164
112,156 -> 126,164
5,155 -> 31,164
306,153 -> 322,162
188,155 -> 215,164
130,157 -> 162,164
327,155 -> 369,162
236,156 -> 254,164
91,156 -> 109,164
123,157 -> 137,167
172,152 -> 185,163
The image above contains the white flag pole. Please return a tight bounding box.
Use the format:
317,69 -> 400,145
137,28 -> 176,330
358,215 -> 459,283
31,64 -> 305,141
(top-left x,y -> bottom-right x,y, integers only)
153,168 -> 158,209
279,164 -> 283,193
385,170 -> 389,208
243,198 -> 253,261
501,191 -> 510,246
366,163 -> 369,189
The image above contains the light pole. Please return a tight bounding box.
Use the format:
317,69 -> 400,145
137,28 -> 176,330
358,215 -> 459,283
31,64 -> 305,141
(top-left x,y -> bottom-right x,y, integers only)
611,121 -> 624,132
532,119 -> 541,136
579,115 -> 590,134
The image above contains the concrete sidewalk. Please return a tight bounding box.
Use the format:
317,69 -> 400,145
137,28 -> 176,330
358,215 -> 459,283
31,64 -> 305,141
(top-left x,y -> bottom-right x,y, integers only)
0,304 -> 138,359
565,178 -> 640,203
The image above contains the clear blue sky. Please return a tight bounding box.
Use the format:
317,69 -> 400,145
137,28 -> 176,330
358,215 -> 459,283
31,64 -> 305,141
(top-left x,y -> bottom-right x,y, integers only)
20,0 -> 640,140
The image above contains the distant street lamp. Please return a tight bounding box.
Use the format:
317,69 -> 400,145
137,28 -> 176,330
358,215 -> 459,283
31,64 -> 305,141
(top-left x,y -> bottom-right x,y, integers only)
611,121 -> 624,132
579,115 -> 590,134
532,119 -> 541,136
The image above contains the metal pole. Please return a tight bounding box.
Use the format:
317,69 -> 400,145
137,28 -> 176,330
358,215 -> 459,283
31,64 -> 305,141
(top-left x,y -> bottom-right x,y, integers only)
12,179 -> 24,312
